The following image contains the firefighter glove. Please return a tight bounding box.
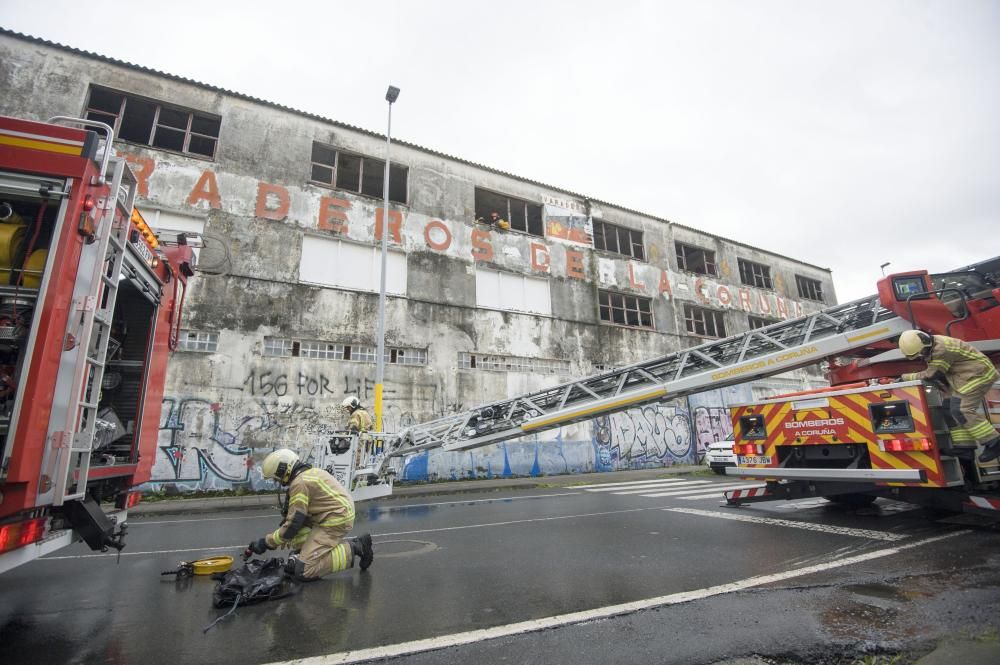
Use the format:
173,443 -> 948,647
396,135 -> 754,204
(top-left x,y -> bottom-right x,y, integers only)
249,538 -> 269,555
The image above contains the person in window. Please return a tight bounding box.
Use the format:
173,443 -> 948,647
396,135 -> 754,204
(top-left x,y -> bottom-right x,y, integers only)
477,211 -> 510,231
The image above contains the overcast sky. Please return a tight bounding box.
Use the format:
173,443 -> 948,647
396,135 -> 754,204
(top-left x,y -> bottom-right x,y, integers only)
2,0 -> 997,301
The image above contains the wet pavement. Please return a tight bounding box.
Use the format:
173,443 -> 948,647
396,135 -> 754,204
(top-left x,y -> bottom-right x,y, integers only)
1,472 -> 999,665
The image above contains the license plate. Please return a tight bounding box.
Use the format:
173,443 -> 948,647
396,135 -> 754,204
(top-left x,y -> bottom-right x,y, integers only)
739,455 -> 772,465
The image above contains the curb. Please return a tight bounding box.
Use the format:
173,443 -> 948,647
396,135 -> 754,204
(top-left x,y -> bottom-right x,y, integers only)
130,465 -> 705,516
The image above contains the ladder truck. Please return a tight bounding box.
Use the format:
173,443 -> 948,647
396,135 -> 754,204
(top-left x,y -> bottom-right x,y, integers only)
0,115 -> 195,572
333,257 -> 999,520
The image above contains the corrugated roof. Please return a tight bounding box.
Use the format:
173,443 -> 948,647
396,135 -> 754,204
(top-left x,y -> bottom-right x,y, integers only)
0,27 -> 831,273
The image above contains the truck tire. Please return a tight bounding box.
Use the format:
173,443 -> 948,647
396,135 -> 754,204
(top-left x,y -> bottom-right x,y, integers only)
824,493 -> 877,508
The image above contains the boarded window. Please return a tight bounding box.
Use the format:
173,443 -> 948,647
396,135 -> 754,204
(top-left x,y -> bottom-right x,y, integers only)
795,275 -> 824,302
675,242 -> 717,276
593,219 -> 645,260
85,86 -> 220,159
474,188 -> 544,236
683,304 -> 726,338
475,269 -> 551,316
458,352 -> 569,374
738,259 -> 773,289
598,290 -> 654,329
311,142 -> 407,204
299,236 -> 407,295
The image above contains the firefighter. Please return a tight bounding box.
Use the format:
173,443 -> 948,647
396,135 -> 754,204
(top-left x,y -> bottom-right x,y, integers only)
247,448 -> 373,580
898,330 -> 1000,462
341,395 -> 373,432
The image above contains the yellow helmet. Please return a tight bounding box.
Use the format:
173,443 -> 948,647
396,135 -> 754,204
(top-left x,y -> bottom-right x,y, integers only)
261,448 -> 299,484
899,330 -> 933,360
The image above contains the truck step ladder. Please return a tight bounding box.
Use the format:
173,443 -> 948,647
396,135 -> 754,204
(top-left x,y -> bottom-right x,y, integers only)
384,294 -> 913,469
50,158 -> 136,504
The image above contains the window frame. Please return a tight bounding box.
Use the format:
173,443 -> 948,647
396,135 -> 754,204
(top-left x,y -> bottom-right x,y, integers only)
738,258 -> 773,289
309,141 -> 408,204
674,242 -> 718,276
795,275 -> 825,302
457,352 -> 570,375
474,188 -> 544,237
84,86 -> 220,160
683,304 -> 727,338
598,289 -> 655,329
592,219 -> 645,261
747,315 -> 780,330
177,330 -> 219,352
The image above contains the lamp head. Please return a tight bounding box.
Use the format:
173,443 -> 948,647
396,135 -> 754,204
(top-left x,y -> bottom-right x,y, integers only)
386,86 -> 400,103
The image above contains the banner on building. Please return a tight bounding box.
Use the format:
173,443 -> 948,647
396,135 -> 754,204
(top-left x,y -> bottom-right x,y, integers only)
544,204 -> 592,246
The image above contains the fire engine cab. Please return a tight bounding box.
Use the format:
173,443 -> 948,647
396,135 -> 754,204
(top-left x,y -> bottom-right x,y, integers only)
0,115 -> 193,572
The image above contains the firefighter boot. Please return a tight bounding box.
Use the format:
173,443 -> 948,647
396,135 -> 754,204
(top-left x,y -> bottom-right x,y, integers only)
978,438 -> 1000,464
283,554 -> 317,583
348,534 -> 374,571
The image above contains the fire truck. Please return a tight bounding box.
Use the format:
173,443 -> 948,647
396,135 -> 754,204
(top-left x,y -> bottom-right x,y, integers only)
334,257 -> 1000,522
0,115 -> 194,572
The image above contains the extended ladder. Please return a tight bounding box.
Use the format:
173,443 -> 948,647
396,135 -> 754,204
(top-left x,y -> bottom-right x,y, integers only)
49,157 -> 135,504
382,294 -> 913,468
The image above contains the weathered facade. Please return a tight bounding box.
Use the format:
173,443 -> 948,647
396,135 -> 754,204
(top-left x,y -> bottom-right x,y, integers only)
0,30 -> 836,490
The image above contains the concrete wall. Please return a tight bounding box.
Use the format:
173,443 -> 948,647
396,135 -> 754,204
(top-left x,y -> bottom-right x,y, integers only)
0,33 -> 834,490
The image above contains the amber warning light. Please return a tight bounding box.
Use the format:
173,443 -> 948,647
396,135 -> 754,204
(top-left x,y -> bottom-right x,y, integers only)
130,209 -> 160,249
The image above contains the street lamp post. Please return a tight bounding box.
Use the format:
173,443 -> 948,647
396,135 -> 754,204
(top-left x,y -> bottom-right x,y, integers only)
374,85 -> 400,433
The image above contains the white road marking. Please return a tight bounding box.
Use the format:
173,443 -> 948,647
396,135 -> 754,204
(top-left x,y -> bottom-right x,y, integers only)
605,481 -> 714,495
572,478 -> 689,490
262,531 -> 966,665
131,492 -> 583,525
640,483 -> 760,498
664,507 -> 908,541
677,487 -> 766,500
43,545 -> 244,560
39,505 -> 667,560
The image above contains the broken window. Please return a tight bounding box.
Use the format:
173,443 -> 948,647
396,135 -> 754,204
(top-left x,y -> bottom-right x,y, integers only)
795,275 -> 824,302
457,352 -> 569,374
177,330 -> 219,352
738,258 -> 773,289
311,142 -> 407,204
593,219 -> 645,261
748,315 -> 780,330
474,188 -> 544,236
684,304 -> 726,338
675,242 -> 717,276
598,290 -> 654,329
85,86 -> 220,158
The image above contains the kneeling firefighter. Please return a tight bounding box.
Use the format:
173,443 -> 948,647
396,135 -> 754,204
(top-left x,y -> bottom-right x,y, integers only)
247,448 -> 374,580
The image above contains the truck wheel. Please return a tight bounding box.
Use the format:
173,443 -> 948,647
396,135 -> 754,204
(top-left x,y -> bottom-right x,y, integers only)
824,493 -> 877,508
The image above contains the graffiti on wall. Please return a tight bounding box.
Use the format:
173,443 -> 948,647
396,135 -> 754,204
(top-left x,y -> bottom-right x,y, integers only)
593,402 -> 693,469
693,406 -> 735,454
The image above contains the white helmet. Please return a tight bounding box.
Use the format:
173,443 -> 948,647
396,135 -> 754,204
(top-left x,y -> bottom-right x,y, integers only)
341,396 -> 360,413
262,448 -> 299,484
899,330 -> 933,360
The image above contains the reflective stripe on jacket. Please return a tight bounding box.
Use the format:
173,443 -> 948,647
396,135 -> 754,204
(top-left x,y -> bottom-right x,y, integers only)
266,467 -> 355,548
902,335 -> 999,394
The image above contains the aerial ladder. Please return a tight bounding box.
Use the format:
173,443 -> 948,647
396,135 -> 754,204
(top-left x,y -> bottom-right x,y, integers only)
325,257 -> 999,508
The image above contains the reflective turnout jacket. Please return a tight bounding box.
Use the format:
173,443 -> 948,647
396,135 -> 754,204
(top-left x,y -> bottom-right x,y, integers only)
348,408 -> 373,433
902,335 -> 999,395
266,467 -> 355,548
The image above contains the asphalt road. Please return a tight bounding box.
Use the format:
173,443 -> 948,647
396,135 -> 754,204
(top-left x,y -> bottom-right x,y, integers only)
2,475 -> 999,665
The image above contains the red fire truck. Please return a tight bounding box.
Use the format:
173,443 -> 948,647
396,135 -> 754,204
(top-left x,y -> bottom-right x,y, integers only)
0,115 -> 193,572
725,260 -> 1000,517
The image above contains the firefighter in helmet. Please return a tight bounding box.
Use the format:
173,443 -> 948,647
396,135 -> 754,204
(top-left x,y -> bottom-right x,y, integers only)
341,395 -> 373,433
898,330 -> 1000,462
246,448 -> 373,580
